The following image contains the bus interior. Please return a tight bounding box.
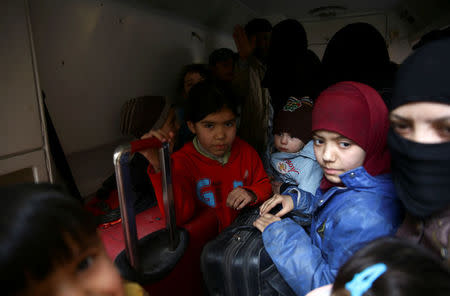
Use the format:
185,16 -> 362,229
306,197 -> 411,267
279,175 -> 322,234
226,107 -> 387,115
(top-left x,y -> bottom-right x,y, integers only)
1,0 -> 449,295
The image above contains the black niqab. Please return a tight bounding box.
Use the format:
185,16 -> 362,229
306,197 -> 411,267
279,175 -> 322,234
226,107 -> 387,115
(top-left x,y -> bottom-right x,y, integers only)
262,19 -> 322,114
322,22 -> 395,105
388,37 -> 450,218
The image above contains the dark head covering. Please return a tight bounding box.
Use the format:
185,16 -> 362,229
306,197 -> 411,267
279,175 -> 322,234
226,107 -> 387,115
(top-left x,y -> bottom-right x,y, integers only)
322,22 -> 395,103
267,19 -> 307,58
244,18 -> 272,36
262,19 -> 322,113
391,37 -> 450,109
208,48 -> 235,66
388,37 -> 450,218
412,26 -> 450,50
313,81 -> 391,191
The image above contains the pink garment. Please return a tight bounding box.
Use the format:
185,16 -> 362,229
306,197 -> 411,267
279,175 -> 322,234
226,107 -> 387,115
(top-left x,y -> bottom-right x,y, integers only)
305,284 -> 332,296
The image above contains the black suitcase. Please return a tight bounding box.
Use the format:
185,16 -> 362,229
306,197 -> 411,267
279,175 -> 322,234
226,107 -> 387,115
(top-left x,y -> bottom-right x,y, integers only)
201,206 -> 296,296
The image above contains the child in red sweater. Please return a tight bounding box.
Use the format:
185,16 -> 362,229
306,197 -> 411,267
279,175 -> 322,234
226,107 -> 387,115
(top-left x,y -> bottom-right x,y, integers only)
142,81 -> 272,231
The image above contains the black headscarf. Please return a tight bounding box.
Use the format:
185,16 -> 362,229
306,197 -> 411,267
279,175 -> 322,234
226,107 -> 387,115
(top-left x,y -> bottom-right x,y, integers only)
322,22 -> 396,106
262,19 -> 322,114
388,37 -> 450,218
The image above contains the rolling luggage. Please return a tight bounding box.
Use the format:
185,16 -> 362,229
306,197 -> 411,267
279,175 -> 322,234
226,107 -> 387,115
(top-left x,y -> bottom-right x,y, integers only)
107,137 -> 218,295
201,206 -> 296,296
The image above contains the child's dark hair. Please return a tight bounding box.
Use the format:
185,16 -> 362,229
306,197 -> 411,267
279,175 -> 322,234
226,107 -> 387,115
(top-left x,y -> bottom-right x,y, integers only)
208,48 -> 236,66
245,18 -> 272,37
185,81 -> 239,123
332,237 -> 450,296
0,183 -> 98,295
177,63 -> 210,93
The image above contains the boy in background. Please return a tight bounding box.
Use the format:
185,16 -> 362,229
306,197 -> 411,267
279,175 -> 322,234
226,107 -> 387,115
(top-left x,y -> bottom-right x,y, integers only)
233,19 -> 273,161
209,48 -> 235,83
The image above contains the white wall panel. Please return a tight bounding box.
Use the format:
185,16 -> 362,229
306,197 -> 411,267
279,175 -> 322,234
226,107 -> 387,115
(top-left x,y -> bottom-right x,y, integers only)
302,14 -> 387,60
301,13 -> 412,63
0,1 -> 44,157
303,14 -> 387,46
29,0 -> 234,155
28,0 -> 235,196
0,150 -> 49,183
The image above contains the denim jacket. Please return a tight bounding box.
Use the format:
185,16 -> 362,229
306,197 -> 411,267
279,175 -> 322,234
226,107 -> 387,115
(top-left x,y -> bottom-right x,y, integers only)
262,167 -> 404,296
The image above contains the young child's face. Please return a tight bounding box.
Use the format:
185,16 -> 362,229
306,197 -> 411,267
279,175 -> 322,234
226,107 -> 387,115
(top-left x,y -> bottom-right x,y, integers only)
24,237 -> 125,296
187,107 -> 237,157
313,130 -> 366,184
274,132 -> 305,153
183,72 -> 204,97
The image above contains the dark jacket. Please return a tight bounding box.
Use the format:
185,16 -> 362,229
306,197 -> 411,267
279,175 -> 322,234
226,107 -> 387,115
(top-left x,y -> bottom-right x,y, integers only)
397,206 -> 450,263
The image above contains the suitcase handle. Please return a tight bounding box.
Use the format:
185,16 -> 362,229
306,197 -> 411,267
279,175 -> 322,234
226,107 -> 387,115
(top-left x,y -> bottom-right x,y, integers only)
130,137 -> 162,153
129,137 -> 178,249
114,138 -> 178,270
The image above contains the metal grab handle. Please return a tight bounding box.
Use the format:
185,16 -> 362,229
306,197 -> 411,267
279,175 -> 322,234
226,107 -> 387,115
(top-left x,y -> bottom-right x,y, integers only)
114,138 -> 178,271
160,142 -> 178,250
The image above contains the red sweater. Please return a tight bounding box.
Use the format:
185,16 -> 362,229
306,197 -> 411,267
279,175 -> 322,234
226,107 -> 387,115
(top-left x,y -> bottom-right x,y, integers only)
148,137 -> 272,231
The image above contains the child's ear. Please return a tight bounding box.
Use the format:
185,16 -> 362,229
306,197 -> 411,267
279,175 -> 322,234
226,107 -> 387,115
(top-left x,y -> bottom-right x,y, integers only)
187,121 -> 196,134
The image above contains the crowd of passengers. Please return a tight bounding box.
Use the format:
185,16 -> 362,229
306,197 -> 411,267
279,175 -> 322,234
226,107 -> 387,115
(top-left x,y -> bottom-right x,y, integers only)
1,18 -> 450,296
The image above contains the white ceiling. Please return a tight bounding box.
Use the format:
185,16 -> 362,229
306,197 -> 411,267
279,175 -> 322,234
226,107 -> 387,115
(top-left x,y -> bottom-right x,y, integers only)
237,0 -> 402,19
141,0 -> 449,35
143,0 -> 406,31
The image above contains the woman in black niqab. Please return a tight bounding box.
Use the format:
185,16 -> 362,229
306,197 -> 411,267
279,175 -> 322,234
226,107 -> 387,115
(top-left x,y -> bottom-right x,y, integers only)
322,22 -> 396,106
389,37 -> 450,262
262,19 -> 322,114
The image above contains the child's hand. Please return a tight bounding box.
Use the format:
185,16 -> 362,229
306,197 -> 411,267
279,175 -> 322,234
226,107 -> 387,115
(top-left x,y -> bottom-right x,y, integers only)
226,187 -> 256,210
259,194 -> 294,217
139,129 -> 175,172
141,129 -> 176,148
253,213 -> 281,232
